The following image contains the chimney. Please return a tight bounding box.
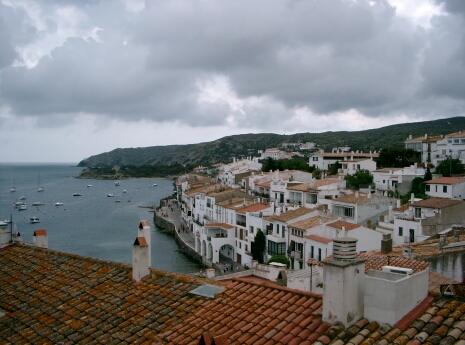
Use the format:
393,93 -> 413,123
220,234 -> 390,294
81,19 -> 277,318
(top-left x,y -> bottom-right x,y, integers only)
0,221 -> 9,248
381,233 -> 392,254
409,134 -> 412,140
132,237 -> 150,282
139,220 -> 152,268
397,199 -> 401,208
410,193 -> 414,204
439,234 -> 447,250
425,134 -> 428,139
33,229 -> 48,249
323,238 -> 365,327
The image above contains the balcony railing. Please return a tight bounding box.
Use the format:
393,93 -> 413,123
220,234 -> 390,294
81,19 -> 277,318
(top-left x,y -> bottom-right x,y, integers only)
236,221 -> 246,227
193,218 -> 204,226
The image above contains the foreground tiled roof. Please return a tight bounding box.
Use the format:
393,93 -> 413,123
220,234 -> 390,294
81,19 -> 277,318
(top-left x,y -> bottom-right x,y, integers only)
265,207 -> 317,222
0,244 -> 217,345
155,278 -> 327,345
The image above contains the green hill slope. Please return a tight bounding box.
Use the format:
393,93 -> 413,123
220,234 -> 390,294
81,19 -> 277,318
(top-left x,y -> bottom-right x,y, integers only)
77,116 -> 465,168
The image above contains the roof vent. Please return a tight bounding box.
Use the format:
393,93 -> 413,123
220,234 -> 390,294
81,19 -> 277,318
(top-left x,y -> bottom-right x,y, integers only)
332,237 -> 357,261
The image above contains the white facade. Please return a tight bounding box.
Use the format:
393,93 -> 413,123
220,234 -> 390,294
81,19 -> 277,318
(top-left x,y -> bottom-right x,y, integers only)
340,158 -> 377,176
433,130 -> 465,166
217,157 -> 262,188
373,165 -> 425,195
425,177 -> 465,199
405,134 -> 442,166
309,149 -> 378,171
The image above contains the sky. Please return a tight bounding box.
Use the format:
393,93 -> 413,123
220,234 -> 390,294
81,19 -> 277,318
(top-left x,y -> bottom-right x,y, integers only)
1,0 -> 465,163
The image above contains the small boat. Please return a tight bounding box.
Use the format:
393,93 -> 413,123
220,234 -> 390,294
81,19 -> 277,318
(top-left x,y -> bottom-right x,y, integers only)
29,216 -> 40,224
18,204 -> 27,211
87,184 -> 93,187
31,201 -> 45,206
55,202 -> 64,206
122,190 -> 127,193
153,184 -> 157,187
73,193 -> 81,196
14,201 -> 25,208
9,186 -> 15,193
114,181 -> 120,186
107,194 -> 114,197
20,196 -> 27,200
115,199 -> 121,203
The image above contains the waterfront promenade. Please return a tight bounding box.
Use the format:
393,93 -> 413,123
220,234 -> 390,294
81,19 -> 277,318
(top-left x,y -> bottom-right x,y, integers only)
156,199 -> 248,275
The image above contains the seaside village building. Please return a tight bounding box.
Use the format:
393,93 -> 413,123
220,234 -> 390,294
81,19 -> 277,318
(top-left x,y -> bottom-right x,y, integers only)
373,164 -> 426,195
405,130 -> 465,167
308,149 -> 379,174
2,217 -> 464,345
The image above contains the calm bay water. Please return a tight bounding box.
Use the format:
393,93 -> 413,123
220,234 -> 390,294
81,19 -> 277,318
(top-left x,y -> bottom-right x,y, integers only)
0,163 -> 201,274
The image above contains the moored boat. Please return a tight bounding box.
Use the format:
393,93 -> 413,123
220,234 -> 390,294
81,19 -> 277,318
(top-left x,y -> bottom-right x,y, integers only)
29,216 -> 40,224
31,201 -> 45,206
73,193 -> 81,196
55,202 -> 64,206
107,194 -> 114,197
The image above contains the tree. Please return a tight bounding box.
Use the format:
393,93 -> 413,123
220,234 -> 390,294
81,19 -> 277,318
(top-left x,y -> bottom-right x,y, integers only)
327,160 -> 341,175
424,167 -> 432,181
411,177 -> 427,198
376,147 -> 419,168
344,169 -> 373,189
435,158 -> 465,177
267,255 -> 290,268
252,229 -> 266,264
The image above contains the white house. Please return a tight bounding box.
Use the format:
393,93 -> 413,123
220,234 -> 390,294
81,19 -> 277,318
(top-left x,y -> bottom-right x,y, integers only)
433,130 -> 465,166
425,177 -> 465,199
373,165 -> 426,195
340,158 -> 377,176
392,197 -> 465,244
309,149 -> 378,171
286,178 -> 346,209
405,134 -> 442,166
217,157 -> 262,188
330,192 -> 398,227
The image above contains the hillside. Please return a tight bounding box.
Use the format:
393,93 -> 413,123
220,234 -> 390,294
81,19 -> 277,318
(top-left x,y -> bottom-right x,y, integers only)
77,116 -> 465,168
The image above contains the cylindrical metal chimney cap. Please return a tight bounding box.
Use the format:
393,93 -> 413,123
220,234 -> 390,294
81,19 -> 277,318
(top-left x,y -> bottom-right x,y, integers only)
333,237 -> 358,261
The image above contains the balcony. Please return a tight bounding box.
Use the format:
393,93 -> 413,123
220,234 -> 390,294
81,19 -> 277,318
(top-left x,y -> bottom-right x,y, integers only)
236,221 -> 246,227
204,214 -> 212,221
193,218 -> 204,226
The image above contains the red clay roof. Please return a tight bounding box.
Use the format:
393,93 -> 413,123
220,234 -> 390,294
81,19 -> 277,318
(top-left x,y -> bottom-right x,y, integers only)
134,236 -> 148,246
306,234 -> 332,244
413,197 -> 463,209
326,220 -> 360,231
236,203 -> 271,214
139,220 -> 150,229
33,229 -> 47,236
426,177 -> 465,185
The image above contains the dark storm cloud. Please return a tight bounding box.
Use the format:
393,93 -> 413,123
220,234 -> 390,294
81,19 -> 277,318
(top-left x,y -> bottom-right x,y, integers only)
434,0 -> 465,15
1,0 -> 465,130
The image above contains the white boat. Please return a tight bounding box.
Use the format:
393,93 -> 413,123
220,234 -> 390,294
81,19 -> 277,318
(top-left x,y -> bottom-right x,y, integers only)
115,199 -> 121,203
153,184 -> 157,187
9,186 -> 15,193
122,190 -> 127,193
14,201 -> 25,208
107,194 -> 114,197
20,196 -> 27,200
31,201 -> 45,206
87,184 -> 93,187
114,181 -> 120,186
37,172 -> 44,192
18,204 -> 27,211
29,216 -> 40,224
73,193 -> 81,196
54,202 -> 64,206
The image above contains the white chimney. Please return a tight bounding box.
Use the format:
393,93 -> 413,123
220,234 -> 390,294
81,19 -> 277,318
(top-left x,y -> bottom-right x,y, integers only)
410,193 -> 414,204
0,221 -> 9,248
397,199 -> 401,208
323,238 -> 365,327
132,237 -> 150,282
33,229 -> 48,249
138,220 -> 151,268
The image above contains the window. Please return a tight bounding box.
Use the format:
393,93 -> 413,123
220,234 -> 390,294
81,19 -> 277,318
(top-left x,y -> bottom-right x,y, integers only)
318,248 -> 322,261
454,139 -> 459,144
276,224 -> 280,235
313,157 -> 318,161
425,185 -> 430,192
306,193 -> 317,204
311,246 -> 314,258
267,241 -> 286,255
415,208 -> 421,218
398,227 -> 403,236
333,205 -> 355,218
461,139 -> 465,143
443,186 -> 448,193
448,140 -> 453,143
282,226 -> 286,238
206,198 -> 212,208
409,229 -> 415,243
250,226 -> 254,234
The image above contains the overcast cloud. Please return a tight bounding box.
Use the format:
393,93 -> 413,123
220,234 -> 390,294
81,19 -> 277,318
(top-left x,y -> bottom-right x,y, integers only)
0,0 -> 464,162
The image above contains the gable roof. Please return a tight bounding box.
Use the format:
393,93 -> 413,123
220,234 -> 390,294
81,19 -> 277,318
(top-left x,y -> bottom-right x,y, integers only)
236,203 -> 270,214
426,177 -> 465,185
306,234 -> 332,244
265,207 -> 316,222
290,216 -> 336,231
334,193 -> 378,204
413,197 -> 463,209
154,278 -> 326,345
327,220 -> 360,231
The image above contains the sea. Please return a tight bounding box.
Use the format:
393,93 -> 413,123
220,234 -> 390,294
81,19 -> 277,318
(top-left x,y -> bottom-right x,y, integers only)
0,163 -> 201,274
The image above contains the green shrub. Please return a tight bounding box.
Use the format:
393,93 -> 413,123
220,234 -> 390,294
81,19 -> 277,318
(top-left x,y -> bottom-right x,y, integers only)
267,255 -> 290,268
